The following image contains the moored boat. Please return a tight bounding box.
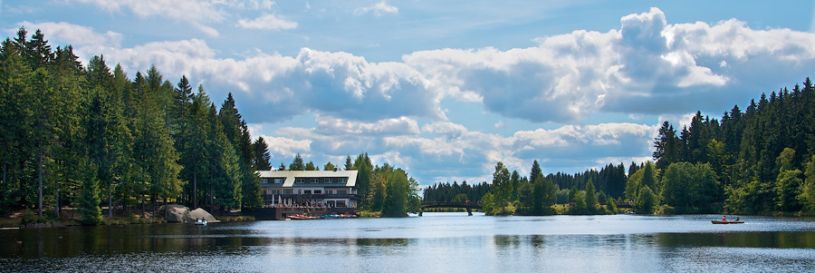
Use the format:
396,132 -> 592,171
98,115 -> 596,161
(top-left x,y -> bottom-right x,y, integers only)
287,214 -> 319,220
320,214 -> 340,219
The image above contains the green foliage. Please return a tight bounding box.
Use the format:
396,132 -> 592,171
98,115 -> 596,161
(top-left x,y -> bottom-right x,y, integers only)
79,163 -> 102,225
725,178 -> 774,214
289,153 -> 305,171
423,181 -> 490,205
799,155 -> 815,213
452,193 -> 469,203
353,154 -> 372,208
370,172 -> 386,211
305,161 -> 317,171
252,137 -> 272,170
571,191 -> 587,214
382,169 -> 410,217
776,170 -> 803,212
660,162 -> 721,214
634,186 -> 656,214
608,198 -> 619,214
0,28 -> 274,218
625,162 -> 658,202
584,179 -> 598,214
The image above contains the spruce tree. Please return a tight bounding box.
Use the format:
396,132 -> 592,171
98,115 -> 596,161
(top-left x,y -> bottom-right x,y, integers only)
252,137 -> 272,170
382,169 -> 409,217
79,162 -> 102,225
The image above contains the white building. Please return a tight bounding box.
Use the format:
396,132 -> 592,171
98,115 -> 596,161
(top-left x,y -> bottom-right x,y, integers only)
257,170 -> 359,209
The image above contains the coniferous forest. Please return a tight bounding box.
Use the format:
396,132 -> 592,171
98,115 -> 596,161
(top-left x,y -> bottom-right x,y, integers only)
0,28 -> 422,224
427,80 -> 815,216
4,28 -> 815,224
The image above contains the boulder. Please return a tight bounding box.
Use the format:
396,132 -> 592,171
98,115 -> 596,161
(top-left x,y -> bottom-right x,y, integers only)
187,208 -> 219,223
162,204 -> 189,223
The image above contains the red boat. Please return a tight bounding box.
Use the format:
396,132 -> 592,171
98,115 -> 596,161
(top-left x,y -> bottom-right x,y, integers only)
287,214 -> 319,220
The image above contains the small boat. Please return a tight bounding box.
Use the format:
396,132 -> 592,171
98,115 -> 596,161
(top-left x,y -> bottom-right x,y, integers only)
711,220 -> 744,224
194,218 -> 208,226
338,214 -> 358,219
320,214 -> 340,219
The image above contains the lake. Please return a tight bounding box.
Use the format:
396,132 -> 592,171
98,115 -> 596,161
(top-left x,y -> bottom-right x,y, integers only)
2,213 -> 815,272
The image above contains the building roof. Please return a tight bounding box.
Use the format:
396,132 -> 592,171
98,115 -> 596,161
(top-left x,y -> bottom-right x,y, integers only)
257,170 -> 358,187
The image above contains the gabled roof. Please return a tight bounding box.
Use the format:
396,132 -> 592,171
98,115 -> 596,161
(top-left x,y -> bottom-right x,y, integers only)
257,170 -> 358,187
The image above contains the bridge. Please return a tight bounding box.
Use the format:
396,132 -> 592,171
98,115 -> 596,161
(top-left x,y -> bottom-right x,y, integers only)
419,201 -> 481,216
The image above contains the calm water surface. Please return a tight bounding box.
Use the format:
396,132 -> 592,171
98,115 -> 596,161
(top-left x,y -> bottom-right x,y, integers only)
2,213 -> 815,272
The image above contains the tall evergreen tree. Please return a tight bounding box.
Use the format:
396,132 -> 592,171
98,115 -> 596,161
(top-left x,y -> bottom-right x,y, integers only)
290,153 -> 305,171
382,168 -> 410,217
252,137 -> 272,170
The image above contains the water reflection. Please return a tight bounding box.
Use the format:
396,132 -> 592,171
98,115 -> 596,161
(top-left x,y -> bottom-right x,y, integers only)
1,214 -> 815,272
655,232 -> 815,248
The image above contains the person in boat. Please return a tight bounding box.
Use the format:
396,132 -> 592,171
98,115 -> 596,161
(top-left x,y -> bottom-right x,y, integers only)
735,216 -> 739,222
722,215 -> 726,222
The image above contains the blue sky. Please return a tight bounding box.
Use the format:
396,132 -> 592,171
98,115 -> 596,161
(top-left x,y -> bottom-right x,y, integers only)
2,0 -> 815,184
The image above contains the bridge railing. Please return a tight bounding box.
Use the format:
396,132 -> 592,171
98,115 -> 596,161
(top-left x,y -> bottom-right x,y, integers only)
421,201 -> 480,208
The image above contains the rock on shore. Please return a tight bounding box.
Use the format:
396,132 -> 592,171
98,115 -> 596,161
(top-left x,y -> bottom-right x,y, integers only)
160,205 -> 219,223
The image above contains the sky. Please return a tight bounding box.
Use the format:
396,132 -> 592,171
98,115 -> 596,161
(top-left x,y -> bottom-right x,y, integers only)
2,0 -> 815,185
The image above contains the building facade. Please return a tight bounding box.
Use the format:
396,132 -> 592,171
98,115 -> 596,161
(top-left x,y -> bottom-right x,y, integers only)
258,170 -> 359,209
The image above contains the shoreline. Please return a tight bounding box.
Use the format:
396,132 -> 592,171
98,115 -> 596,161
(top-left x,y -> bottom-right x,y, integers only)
5,212 -> 815,230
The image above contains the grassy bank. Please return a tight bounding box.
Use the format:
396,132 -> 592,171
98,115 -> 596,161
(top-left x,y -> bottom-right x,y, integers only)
356,210 -> 382,218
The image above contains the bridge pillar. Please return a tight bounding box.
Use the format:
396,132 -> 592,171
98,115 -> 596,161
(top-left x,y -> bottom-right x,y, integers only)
466,207 -> 472,216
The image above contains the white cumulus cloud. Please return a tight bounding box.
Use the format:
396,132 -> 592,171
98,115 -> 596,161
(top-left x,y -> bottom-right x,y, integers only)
72,0 -> 225,37
354,1 -> 399,17
236,14 -> 298,31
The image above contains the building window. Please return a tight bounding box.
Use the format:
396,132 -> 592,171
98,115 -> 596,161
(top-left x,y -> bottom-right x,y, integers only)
314,190 -> 322,194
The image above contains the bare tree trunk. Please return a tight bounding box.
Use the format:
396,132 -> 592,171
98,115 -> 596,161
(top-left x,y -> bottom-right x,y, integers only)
193,173 -> 197,209
37,153 -> 43,218
108,183 -> 113,218
2,162 -> 6,202
54,180 -> 59,218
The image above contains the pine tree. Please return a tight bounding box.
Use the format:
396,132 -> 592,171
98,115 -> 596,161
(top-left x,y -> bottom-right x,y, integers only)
530,160 -> 542,182
382,168 -> 409,217
585,179 -> 598,214
654,121 -> 680,169
290,154 -> 305,170
354,154 -> 373,208
344,156 -> 353,170
180,86 -> 212,208
31,67 -> 58,217
305,161 -> 317,171
79,161 -> 102,225
208,103 -> 241,210
252,137 -> 272,170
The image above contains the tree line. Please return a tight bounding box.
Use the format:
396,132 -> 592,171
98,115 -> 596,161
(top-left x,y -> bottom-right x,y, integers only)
433,78 -> 815,216
422,181 -> 490,204
652,78 -> 815,215
0,28 -> 424,222
0,28 -> 276,224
